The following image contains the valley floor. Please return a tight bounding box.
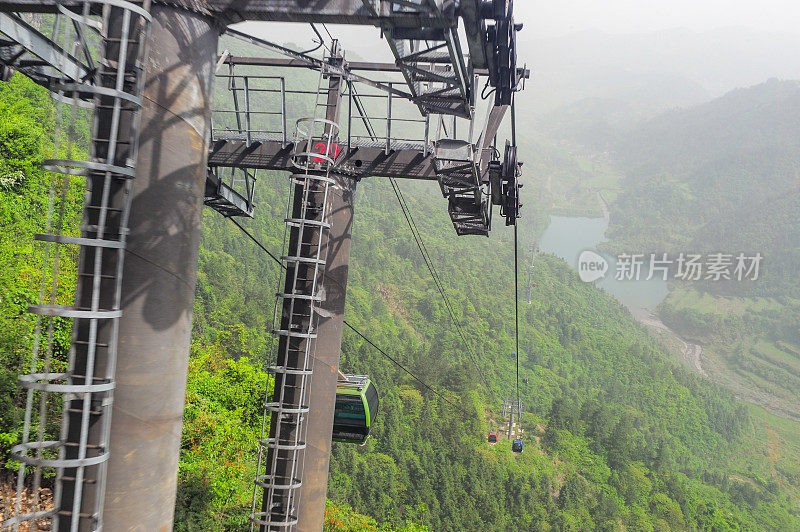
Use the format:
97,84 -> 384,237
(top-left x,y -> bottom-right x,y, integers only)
639,315 -> 706,377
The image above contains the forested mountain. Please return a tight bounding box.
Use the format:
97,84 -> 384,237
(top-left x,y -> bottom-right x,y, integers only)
608,79 -> 800,293
598,78 -> 800,422
2,71 -> 800,530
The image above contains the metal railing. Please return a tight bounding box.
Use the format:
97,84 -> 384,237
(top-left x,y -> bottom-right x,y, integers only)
212,70 -> 288,147
213,63 -> 453,156
344,82 -> 430,154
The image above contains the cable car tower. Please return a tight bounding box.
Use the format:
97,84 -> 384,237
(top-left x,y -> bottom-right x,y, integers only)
1,1 -> 528,530
502,397 -> 523,442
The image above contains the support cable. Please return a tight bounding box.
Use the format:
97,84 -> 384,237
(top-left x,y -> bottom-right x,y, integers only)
226,217 -> 472,416
230,218 -> 283,265
330,31 -> 481,384
299,24 -> 324,55
388,179 -> 494,398
223,31 -> 470,410
347,76 -> 496,400
511,94 -> 521,413
321,23 -> 334,42
514,223 -> 520,408
230,19 -> 496,417
343,322 -> 471,416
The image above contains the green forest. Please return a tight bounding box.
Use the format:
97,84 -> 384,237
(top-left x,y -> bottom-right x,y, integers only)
2,65 -> 800,532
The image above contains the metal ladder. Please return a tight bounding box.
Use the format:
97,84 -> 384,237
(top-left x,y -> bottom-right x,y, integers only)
250,68 -> 340,531
430,114 -> 491,236
3,2 -> 151,531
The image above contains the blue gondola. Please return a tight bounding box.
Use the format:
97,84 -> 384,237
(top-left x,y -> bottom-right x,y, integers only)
512,439 -> 523,453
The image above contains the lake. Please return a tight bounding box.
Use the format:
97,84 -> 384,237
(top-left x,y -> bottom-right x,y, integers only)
538,215 -> 669,320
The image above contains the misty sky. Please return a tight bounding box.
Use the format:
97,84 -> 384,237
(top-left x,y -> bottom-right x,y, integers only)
521,0 -> 800,37
234,0 -> 800,59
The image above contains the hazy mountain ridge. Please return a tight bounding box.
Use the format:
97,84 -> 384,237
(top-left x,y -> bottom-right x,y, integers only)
594,77 -> 800,423
521,27 -> 800,113
519,27 -> 800,152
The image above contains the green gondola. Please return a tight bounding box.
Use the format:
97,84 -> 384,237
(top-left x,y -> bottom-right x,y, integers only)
332,375 -> 379,444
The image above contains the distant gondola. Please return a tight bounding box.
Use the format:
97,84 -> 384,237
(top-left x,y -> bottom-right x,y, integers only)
512,439 -> 523,453
488,431 -> 498,443
332,375 -> 379,444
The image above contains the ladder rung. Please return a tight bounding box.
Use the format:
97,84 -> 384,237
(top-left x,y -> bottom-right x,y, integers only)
94,102 -> 138,109
85,206 -> 124,212
92,138 -> 132,144
282,256 -> 325,265
63,442 -> 103,449
77,273 -> 117,280
283,310 -> 314,318
60,476 -> 97,485
73,340 -> 110,347
67,374 -> 111,382
284,346 -> 312,354
66,407 -> 102,415
81,224 -> 124,234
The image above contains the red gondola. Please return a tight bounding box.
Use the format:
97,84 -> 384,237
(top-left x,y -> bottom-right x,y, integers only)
488,431 -> 498,443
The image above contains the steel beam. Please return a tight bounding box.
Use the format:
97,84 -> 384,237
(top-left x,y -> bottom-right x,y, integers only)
200,0 -> 454,26
224,28 -> 413,99
209,137 -> 438,180
221,54 -> 490,76
459,0 -> 488,68
476,102 -> 509,177
1,0 -> 445,26
0,0 -> 488,70
3,0 -> 491,108
100,5 -> 219,529
0,12 -> 90,83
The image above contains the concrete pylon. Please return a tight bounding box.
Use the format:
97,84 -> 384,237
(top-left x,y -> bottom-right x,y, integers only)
101,6 -> 219,529
296,171 -> 357,531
